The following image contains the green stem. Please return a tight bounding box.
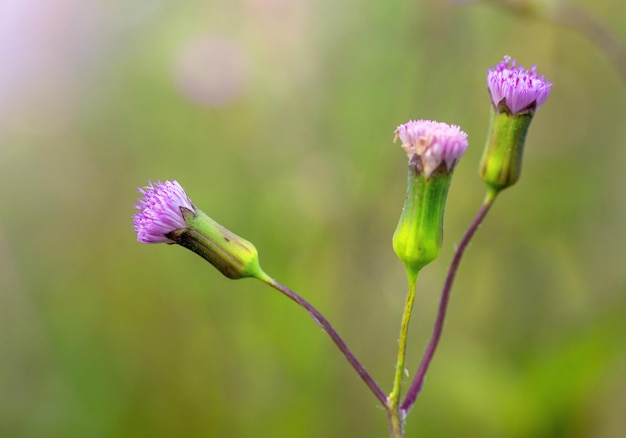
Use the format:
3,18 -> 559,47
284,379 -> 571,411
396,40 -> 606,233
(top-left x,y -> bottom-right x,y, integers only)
390,272 -> 418,402
387,408 -> 404,438
387,270 -> 418,438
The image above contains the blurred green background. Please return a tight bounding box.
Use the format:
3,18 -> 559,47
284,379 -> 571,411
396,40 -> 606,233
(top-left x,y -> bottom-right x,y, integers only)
1,0 -> 625,437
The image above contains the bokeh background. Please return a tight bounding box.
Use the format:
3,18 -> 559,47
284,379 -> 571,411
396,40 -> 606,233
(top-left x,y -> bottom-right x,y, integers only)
1,0 -> 625,437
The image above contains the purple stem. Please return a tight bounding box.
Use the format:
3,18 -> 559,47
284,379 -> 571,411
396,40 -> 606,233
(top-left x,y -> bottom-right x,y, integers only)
400,190 -> 497,414
262,276 -> 388,406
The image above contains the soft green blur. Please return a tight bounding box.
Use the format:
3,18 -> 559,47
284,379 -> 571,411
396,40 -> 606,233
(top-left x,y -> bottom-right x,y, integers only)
1,0 -> 625,437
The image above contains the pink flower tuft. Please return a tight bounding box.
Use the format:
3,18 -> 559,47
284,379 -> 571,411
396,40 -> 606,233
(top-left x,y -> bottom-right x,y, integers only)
395,120 -> 468,178
134,180 -> 195,244
487,56 -> 552,114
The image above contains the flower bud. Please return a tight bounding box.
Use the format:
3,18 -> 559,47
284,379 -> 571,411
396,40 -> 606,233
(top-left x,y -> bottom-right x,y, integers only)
134,180 -> 263,279
480,56 -> 552,191
392,120 -> 468,276
166,208 -> 262,279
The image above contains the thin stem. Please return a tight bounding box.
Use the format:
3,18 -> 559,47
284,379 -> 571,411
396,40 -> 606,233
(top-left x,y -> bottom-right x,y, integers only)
387,408 -> 404,438
387,269 -> 417,438
256,272 -> 387,406
385,271 -> 418,438
400,188 -> 499,414
390,272 -> 418,401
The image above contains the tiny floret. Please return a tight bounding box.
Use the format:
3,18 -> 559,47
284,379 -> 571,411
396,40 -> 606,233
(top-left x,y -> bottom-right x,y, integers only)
395,120 -> 468,178
134,180 -> 195,243
487,55 -> 552,114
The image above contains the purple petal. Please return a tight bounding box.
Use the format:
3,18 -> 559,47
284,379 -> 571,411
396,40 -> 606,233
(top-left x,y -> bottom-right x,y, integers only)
133,180 -> 195,244
487,56 -> 552,114
395,120 -> 468,178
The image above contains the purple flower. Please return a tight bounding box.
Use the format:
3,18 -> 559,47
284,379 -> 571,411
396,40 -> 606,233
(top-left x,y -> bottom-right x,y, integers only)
134,180 -> 195,243
487,56 -> 552,114
394,120 -> 468,178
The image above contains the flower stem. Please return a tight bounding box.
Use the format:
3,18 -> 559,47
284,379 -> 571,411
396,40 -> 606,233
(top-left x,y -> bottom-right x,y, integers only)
400,188 -> 499,414
387,407 -> 404,438
256,271 -> 387,407
386,270 -> 418,438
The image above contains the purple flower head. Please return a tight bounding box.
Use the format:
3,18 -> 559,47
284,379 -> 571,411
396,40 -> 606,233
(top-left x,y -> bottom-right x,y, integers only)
487,56 -> 552,114
394,120 -> 468,178
134,180 -> 196,244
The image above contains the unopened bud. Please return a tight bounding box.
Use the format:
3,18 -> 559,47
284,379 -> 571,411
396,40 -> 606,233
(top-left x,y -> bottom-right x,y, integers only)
166,208 -> 262,279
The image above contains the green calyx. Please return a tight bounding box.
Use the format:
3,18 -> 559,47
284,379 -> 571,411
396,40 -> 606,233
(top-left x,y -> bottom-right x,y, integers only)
392,160 -> 452,277
480,108 -> 534,191
166,208 -> 263,280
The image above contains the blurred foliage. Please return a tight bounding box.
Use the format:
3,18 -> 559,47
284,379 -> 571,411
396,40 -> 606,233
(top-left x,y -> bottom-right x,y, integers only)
1,0 -> 625,437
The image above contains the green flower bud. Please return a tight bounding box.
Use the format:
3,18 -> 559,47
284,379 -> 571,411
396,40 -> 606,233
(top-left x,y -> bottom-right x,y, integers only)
479,108 -> 533,190
393,160 -> 454,276
167,208 -> 263,280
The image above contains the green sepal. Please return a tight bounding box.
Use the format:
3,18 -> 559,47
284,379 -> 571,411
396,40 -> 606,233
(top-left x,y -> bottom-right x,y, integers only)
480,108 -> 533,191
392,160 -> 452,277
166,207 -> 263,280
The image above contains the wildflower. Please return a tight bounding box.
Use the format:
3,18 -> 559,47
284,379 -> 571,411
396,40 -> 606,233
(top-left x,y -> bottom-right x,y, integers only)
395,120 -> 468,179
481,56 -> 552,190
393,120 -> 468,275
487,55 -> 552,115
134,180 -> 195,244
134,180 -> 263,279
